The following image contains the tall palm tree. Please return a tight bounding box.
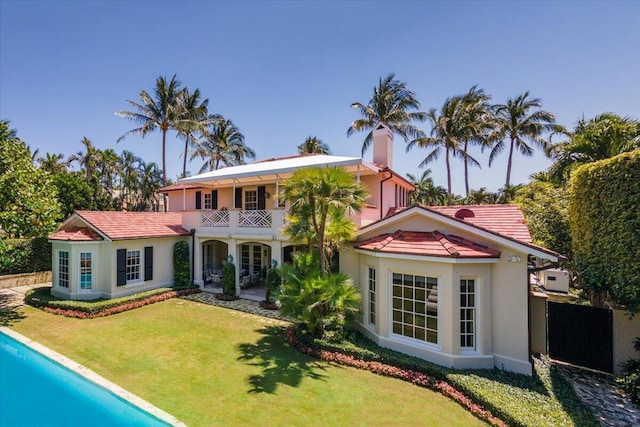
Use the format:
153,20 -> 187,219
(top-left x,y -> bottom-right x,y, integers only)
137,161 -> 162,211
281,167 -> 367,274
489,92 -> 558,187
406,169 -> 447,206
96,148 -> 120,200
190,118 -> 255,173
347,73 -> 426,155
118,150 -> 143,210
297,136 -> 331,155
547,113 -> 640,184
37,153 -> 68,175
68,137 -> 99,182
175,87 -> 211,178
407,96 -> 481,205
116,74 -> 183,187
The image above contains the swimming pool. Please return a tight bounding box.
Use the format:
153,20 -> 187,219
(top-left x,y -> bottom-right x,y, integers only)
0,329 -> 181,426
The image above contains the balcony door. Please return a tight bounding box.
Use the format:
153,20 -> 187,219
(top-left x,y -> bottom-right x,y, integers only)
244,186 -> 266,210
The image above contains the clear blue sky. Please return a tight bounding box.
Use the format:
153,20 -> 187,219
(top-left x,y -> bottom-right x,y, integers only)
1,1 -> 639,194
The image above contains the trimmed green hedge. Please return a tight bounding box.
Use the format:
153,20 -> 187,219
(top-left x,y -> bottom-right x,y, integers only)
222,262 -> 236,297
569,150 -> 640,312
0,237 -> 51,275
173,241 -> 191,288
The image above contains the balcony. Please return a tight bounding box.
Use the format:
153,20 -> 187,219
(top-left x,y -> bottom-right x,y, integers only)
181,209 -> 286,238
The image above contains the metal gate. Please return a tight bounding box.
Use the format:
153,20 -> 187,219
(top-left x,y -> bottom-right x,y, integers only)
547,301 -> 613,373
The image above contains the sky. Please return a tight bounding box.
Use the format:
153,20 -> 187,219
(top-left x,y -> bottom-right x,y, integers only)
1,1 -> 639,194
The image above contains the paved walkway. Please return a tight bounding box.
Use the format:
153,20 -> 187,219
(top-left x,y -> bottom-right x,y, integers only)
181,291 -> 292,322
555,363 -> 639,426
0,284 -> 43,311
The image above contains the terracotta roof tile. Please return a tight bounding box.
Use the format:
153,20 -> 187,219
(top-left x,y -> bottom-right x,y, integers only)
355,230 -> 501,258
49,227 -> 103,242
73,211 -> 190,240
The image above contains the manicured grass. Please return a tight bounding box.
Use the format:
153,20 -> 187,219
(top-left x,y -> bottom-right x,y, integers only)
7,300 -> 485,427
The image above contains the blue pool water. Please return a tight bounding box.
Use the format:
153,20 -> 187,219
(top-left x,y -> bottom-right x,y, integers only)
0,331 -> 172,427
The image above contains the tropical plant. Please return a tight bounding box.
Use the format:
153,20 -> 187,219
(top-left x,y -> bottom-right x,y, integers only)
190,117 -> 255,173
265,268 -> 281,304
347,73 -> 426,155
173,240 -> 191,288
175,87 -> 211,178
0,121 -> 62,237
68,137 -> 100,182
297,136 -> 331,154
116,74 -> 184,187
280,167 -> 367,274
278,251 -> 361,338
222,262 -> 236,297
406,169 -> 447,206
136,161 -> 162,211
489,92 -> 559,187
547,113 -> 640,184
118,150 -> 143,209
37,153 -> 69,175
465,188 -> 496,205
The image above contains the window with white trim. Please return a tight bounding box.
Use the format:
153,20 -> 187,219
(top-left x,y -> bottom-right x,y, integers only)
58,251 -> 69,288
460,279 -> 476,350
80,252 -> 92,290
126,250 -> 141,282
392,273 -> 438,344
245,190 -> 258,210
368,267 -> 376,325
204,193 -> 212,210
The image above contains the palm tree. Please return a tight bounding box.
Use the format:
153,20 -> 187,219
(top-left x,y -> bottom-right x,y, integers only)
406,169 -> 447,206
547,113 -> 640,184
118,150 -> 143,210
465,187 -> 495,205
175,87 -> 211,178
116,74 -> 183,187
190,118 -> 255,173
137,161 -> 162,211
37,153 -> 68,175
407,96 -> 481,205
68,137 -> 100,182
96,148 -> 120,200
297,136 -> 331,154
347,73 -> 426,155
281,167 -> 367,274
489,92 -> 558,187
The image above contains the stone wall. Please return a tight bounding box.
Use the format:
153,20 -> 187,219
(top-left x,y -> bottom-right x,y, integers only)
0,271 -> 52,289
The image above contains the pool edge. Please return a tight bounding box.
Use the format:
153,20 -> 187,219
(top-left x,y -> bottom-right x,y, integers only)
0,326 -> 187,427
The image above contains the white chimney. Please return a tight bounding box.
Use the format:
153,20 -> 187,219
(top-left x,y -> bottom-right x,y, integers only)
372,124 -> 394,168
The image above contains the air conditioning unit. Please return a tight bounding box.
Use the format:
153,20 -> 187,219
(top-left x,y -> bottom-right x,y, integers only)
539,269 -> 570,293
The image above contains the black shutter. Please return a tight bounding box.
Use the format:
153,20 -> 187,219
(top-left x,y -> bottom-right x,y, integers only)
212,190 -> 218,210
195,191 -> 202,210
258,186 -> 266,210
144,246 -> 153,281
117,249 -> 127,286
235,187 -> 242,209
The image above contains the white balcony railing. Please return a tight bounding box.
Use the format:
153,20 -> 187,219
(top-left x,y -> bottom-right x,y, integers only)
239,210 -> 272,228
201,210 -> 229,227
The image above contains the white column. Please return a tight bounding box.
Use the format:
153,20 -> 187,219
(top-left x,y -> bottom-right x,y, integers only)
227,238 -> 239,295
193,237 -> 203,287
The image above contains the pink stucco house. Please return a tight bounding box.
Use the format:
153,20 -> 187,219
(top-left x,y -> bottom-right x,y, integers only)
48,125 -> 561,375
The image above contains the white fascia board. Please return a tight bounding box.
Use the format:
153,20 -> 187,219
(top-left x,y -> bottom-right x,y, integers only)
353,249 -> 499,264
357,207 -> 559,262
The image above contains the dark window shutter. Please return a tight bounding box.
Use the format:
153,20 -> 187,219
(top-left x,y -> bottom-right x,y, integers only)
212,190 -> 218,210
117,249 -> 127,286
195,191 -> 202,210
144,246 -> 153,281
235,187 -> 242,209
258,186 -> 266,210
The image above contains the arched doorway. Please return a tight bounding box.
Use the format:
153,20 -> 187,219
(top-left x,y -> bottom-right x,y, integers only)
201,240 -> 228,287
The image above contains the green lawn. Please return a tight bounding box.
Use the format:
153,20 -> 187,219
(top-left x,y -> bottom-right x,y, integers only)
7,299 -> 486,427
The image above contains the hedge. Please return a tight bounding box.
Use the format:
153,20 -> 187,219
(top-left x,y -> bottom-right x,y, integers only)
173,241 -> 191,288
0,237 -> 51,275
569,150 -> 640,312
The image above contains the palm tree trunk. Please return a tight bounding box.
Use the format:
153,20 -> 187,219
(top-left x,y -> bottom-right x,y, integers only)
182,134 -> 189,178
464,141 -> 470,196
505,136 -> 515,187
161,130 -> 167,212
446,148 -> 452,206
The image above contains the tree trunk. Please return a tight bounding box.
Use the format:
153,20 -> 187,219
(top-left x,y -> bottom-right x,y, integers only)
505,136 -> 515,187
464,141 -> 469,196
446,148 -> 452,206
182,133 -> 189,178
162,130 -> 167,212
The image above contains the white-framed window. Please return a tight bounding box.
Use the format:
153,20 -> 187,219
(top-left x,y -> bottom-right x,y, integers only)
58,251 -> 69,288
245,190 -> 258,211
80,252 -> 92,290
391,273 -> 438,344
460,279 -> 476,350
126,250 -> 141,282
368,267 -> 376,325
204,193 -> 212,210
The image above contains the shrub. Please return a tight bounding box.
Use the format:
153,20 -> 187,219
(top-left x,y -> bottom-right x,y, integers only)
569,150 -> 640,312
616,338 -> 640,404
222,262 -> 236,297
173,241 -> 191,288
265,268 -> 281,304
0,237 -> 51,275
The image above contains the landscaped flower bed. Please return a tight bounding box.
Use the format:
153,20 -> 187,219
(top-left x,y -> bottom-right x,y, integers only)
286,327 -> 507,427
214,292 -> 239,301
25,286 -> 200,319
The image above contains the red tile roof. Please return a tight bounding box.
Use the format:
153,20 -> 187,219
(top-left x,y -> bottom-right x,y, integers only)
428,204 -> 532,243
355,230 -> 501,258
49,226 -> 103,242
72,211 -> 190,240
